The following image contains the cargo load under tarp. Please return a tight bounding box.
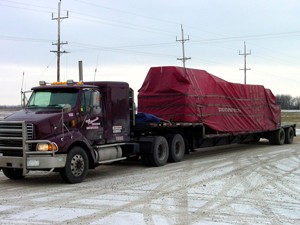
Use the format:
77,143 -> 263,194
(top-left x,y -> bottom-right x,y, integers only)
138,66 -> 281,133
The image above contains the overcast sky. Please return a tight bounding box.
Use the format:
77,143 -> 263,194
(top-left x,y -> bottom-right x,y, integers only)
0,0 -> 300,105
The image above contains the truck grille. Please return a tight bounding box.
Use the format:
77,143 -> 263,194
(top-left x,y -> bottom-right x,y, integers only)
0,121 -> 34,156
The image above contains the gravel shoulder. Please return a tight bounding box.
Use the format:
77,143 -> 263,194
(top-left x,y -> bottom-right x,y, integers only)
0,137 -> 300,225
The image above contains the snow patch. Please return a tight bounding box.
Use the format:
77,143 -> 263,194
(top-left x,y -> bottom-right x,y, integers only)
274,158 -> 299,172
73,194 -> 141,207
272,206 -> 300,219
8,207 -> 97,223
149,197 -> 177,211
31,196 -> 62,203
0,205 -> 19,212
73,198 -> 129,207
91,211 -> 146,225
226,183 -> 245,197
187,198 -> 208,212
188,180 -> 226,195
230,203 -> 262,216
192,220 -> 233,225
152,215 -> 175,225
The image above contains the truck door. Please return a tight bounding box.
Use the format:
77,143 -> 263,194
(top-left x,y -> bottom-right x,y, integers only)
80,88 -> 104,143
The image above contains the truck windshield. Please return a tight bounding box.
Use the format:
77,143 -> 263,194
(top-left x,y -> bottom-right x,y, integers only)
27,89 -> 78,108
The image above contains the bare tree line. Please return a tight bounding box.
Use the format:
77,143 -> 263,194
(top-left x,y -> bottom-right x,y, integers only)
276,95 -> 300,110
0,105 -> 21,111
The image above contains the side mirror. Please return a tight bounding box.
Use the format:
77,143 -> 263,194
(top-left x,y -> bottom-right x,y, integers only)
91,91 -> 101,115
63,104 -> 72,113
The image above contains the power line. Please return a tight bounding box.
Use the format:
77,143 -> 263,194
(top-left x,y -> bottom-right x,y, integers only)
0,0 -> 177,37
73,0 -> 179,26
70,11 -> 176,37
0,35 -> 51,43
3,1 -> 300,43
1,0 -> 300,72
190,31 -> 300,44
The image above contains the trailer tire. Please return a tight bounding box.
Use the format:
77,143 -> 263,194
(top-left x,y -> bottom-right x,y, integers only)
60,146 -> 89,184
168,134 -> 185,162
2,168 -> 24,180
284,127 -> 294,144
273,128 -> 285,145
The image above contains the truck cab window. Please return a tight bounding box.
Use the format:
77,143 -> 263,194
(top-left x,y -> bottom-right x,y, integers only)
81,89 -> 92,113
81,89 -> 101,115
27,90 -> 78,108
28,91 -> 51,107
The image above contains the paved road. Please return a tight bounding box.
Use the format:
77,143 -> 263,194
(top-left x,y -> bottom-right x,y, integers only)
0,137 -> 300,225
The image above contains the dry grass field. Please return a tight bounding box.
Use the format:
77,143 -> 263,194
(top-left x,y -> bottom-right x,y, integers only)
281,110 -> 300,128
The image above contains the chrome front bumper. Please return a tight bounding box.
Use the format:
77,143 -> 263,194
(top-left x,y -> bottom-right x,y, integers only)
0,154 -> 67,170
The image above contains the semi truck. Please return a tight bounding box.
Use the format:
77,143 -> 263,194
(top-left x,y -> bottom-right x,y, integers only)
0,66 -> 296,183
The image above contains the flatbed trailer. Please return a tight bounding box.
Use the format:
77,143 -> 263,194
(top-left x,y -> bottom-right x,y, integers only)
128,106 -> 296,167
133,121 -> 296,149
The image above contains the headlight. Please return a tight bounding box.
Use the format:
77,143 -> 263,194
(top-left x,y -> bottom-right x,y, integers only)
36,142 -> 58,152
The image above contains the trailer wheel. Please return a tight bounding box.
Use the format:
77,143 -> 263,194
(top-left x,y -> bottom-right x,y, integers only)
2,168 -> 24,180
284,127 -> 294,144
272,128 -> 285,145
168,134 -> 185,162
60,146 -> 89,184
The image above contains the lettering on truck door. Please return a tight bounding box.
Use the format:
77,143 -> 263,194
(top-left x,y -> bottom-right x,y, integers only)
80,88 -> 104,143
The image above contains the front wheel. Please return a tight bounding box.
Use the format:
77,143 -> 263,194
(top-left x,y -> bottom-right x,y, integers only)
2,168 -> 24,180
60,146 -> 89,184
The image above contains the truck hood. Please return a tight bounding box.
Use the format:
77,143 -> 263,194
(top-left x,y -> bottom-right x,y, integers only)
4,109 -> 63,123
4,109 -> 72,139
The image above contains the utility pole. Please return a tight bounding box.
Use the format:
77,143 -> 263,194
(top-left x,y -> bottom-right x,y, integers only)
176,24 -> 191,68
51,0 -> 69,82
239,41 -> 251,84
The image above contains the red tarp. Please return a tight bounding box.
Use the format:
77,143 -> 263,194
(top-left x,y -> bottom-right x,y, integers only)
138,66 -> 281,133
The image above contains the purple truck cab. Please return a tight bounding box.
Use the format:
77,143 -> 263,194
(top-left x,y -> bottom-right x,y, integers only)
0,81 -> 133,183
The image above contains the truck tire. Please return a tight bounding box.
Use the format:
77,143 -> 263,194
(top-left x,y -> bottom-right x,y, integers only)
2,168 -> 24,180
273,128 -> 285,145
168,134 -> 185,162
60,146 -> 89,184
284,127 -> 294,144
142,136 -> 169,167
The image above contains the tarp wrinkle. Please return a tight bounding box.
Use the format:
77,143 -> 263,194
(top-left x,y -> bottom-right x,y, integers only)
138,66 -> 280,133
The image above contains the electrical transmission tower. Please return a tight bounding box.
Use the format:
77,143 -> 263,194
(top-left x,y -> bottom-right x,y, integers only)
239,41 -> 251,84
51,0 -> 69,82
176,24 -> 191,68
